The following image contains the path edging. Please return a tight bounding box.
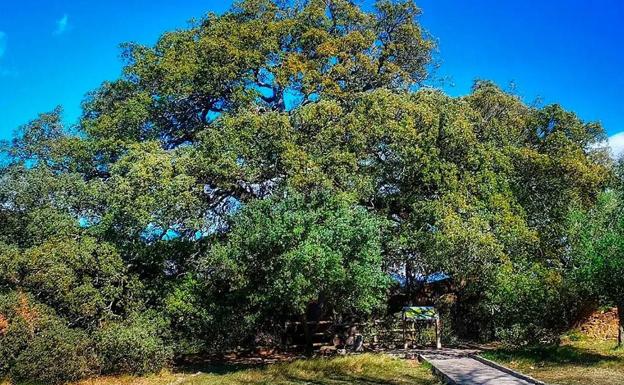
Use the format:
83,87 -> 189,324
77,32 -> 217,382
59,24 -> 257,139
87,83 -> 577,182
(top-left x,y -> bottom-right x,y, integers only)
416,354 -> 457,385
469,354 -> 547,385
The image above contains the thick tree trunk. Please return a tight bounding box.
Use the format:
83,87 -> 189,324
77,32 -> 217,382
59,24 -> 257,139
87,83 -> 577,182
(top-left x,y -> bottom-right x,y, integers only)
618,303 -> 624,348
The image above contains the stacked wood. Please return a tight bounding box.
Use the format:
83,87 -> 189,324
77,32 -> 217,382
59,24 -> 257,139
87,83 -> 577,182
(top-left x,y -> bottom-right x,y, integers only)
0,313 -> 8,335
576,307 -> 619,340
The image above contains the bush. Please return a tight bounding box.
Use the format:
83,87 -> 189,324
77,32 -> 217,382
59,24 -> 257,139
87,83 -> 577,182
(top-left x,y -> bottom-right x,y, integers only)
0,291 -> 97,383
486,261 -> 567,345
95,314 -> 172,374
0,307 -> 32,377
10,322 -> 95,384
0,292 -> 171,382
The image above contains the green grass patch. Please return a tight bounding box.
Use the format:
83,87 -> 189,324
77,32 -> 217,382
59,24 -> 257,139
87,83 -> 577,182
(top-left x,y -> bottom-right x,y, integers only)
184,354 -> 440,385
482,338 -> 624,385
3,354 -> 440,385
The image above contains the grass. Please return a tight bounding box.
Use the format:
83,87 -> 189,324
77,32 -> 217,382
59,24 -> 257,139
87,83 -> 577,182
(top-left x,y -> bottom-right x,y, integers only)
482,337 -> 624,385
0,374 -> 185,385
3,354 -> 440,385
70,372 -> 183,385
182,354 -> 440,385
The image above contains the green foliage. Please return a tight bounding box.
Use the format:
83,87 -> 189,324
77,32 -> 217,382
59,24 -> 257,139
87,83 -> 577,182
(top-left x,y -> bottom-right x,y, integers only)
10,322 -> 95,384
180,190 -> 390,351
0,236 -> 135,328
486,261 -> 567,345
0,292 -> 57,377
95,313 -> 172,375
569,189 -> 624,304
0,292 -> 96,384
211,190 -> 389,317
99,141 -> 203,242
0,0 -> 614,381
568,179 -> 624,346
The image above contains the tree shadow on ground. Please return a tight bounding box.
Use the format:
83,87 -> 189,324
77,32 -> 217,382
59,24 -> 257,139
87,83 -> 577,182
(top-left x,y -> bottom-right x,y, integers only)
173,350 -> 304,375
173,360 -> 266,376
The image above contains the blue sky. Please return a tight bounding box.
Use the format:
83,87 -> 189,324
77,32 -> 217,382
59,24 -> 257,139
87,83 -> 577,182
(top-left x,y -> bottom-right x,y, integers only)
1,1 -> 623,152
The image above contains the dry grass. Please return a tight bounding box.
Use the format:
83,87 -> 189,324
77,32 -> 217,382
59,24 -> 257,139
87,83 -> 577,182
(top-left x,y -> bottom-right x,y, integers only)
184,354 -> 440,385
1,371 -> 183,385
71,371 -> 183,385
3,354 -> 440,385
483,337 -> 624,385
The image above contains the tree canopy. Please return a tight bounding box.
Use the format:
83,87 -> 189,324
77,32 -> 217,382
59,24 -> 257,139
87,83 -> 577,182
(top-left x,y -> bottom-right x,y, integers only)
0,0 -> 615,383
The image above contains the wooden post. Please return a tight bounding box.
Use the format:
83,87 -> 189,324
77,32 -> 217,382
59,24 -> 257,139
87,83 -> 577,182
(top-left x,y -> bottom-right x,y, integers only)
301,314 -> 313,356
435,316 -> 442,349
617,303 -> 623,348
403,312 -> 408,349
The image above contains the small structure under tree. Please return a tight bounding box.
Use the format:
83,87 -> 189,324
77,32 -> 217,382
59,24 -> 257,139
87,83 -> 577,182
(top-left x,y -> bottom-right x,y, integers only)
402,306 -> 442,349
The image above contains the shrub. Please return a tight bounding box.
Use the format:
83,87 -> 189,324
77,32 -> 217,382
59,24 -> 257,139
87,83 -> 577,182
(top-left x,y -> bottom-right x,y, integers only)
486,261 -> 567,345
10,322 -> 95,384
95,313 -> 172,374
0,291 -> 92,380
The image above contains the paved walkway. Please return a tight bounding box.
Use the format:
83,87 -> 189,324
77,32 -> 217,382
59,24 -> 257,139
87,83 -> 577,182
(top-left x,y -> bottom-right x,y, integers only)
418,349 -> 540,385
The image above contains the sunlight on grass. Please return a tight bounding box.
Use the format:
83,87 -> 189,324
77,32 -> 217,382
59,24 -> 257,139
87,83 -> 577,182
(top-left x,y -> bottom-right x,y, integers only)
3,354 -> 439,385
2,371 -> 183,385
483,337 -> 624,385
72,371 -> 183,385
185,354 -> 440,385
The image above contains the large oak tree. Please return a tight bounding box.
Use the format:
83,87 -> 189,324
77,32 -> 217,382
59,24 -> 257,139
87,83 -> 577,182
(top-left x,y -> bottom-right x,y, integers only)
0,0 -> 613,381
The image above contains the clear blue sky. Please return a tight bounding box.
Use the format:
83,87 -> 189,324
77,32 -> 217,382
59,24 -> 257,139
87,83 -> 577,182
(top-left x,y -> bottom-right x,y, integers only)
1,1 -> 623,145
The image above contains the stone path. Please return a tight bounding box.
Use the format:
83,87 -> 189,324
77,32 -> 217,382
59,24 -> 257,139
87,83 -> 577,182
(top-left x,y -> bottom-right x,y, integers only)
418,349 -> 542,385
